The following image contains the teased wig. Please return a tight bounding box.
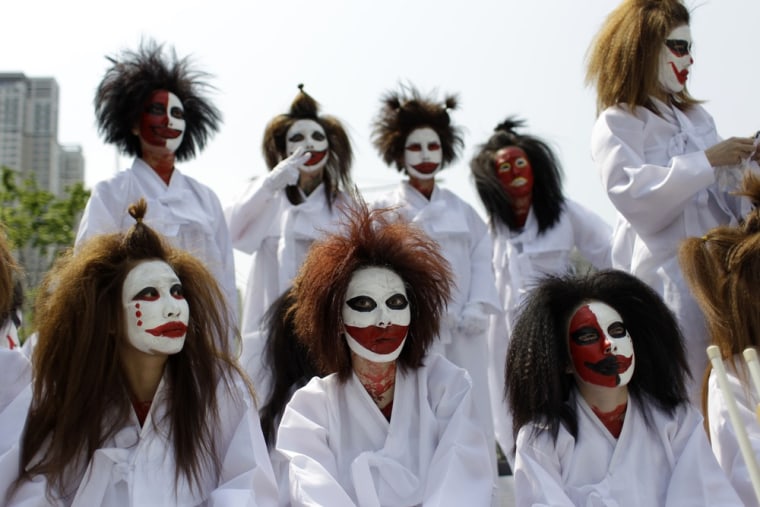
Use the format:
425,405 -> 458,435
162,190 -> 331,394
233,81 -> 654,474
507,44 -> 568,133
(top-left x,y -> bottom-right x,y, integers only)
506,269 -> 689,447
371,84 -> 463,172
291,200 -> 452,381
470,117 -> 565,233
19,199 -> 249,499
95,39 -> 221,162
262,84 -> 353,208
585,0 -> 699,114
680,172 -> 760,413
258,287 -> 320,448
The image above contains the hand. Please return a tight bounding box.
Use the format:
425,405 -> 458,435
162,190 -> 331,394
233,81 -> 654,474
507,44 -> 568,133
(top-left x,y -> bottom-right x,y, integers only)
263,147 -> 310,190
457,303 -> 489,336
705,136 -> 757,167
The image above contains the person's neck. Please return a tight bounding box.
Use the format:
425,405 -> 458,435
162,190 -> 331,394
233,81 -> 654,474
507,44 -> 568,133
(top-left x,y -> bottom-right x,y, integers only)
142,153 -> 176,185
577,381 -> 628,413
408,176 -> 435,200
120,345 -> 168,402
298,169 -> 323,196
352,353 -> 396,410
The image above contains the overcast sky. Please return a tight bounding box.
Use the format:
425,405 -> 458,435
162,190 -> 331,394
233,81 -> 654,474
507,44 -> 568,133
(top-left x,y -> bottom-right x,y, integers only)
3,0 -> 757,284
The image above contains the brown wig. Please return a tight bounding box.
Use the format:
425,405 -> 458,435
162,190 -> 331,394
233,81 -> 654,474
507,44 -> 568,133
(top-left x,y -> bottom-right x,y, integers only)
291,200 -> 452,381
585,0 -> 700,114
95,38 -> 221,162
506,269 -> 690,448
262,84 -> 354,208
0,227 -> 20,323
470,117 -> 565,233
18,199 -> 250,500
371,84 -> 463,172
258,287 -> 320,448
680,172 -> 760,416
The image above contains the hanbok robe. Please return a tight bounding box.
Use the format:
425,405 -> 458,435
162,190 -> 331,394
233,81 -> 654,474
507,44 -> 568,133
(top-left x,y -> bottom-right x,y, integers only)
0,346 -> 32,500
487,200 -> 612,464
276,353 -> 494,507
591,100 -> 747,400
515,390 -> 742,506
225,179 -> 352,335
75,158 -> 237,325
371,182 -> 501,476
7,375 -> 279,506
707,358 -> 760,507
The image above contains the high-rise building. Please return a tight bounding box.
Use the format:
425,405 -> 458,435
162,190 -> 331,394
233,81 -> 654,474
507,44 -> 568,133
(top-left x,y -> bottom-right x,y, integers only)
0,72 -> 83,195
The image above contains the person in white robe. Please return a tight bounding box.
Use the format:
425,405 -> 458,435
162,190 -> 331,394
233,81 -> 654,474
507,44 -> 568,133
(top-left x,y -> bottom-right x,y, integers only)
225,85 -> 354,336
0,233 -> 32,502
586,0 -> 759,401
75,40 -> 238,335
506,269 -> 741,506
680,172 -> 760,507
369,85 -> 501,478
470,116 -> 613,466
275,202 -> 495,506
6,199 -> 278,506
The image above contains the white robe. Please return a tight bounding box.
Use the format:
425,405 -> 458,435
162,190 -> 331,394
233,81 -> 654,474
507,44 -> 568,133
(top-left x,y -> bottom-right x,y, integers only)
487,200 -> 612,463
225,178 -> 352,335
0,347 -> 32,499
275,353 -> 494,507
371,182 -> 501,477
515,391 -> 742,506
707,358 -> 760,507
591,101 -> 747,400
75,158 -> 238,325
7,376 -> 279,507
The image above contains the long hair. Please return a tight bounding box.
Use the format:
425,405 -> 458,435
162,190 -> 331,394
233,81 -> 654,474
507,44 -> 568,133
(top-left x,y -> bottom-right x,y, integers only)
18,199 -> 250,500
680,172 -> 760,414
371,84 -> 463,172
258,287 -> 320,448
470,117 -> 565,233
262,84 -> 353,208
291,200 -> 452,381
94,39 -> 221,162
506,269 -> 689,446
585,0 -> 699,114
0,227 -> 20,324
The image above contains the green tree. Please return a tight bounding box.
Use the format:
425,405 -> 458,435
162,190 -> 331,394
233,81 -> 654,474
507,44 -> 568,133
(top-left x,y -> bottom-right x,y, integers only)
0,166 -> 90,337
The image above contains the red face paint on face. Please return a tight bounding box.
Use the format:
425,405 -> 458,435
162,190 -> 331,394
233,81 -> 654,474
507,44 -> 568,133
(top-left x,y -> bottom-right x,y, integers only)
494,146 -> 534,200
568,303 -> 635,388
138,90 -> 185,152
344,324 -> 409,354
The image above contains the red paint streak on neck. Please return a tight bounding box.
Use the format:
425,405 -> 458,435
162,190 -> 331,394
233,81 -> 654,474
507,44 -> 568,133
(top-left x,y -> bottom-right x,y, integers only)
591,401 -> 627,438
143,153 -> 176,185
409,177 -> 434,199
354,358 -> 396,408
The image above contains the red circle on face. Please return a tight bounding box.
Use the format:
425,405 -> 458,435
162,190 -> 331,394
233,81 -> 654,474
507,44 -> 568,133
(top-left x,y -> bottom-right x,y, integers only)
494,146 -> 534,199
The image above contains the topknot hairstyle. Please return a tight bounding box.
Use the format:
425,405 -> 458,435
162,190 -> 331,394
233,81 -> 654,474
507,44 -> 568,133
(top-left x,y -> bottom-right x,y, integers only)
586,0 -> 699,114
506,269 -> 690,447
95,38 -> 221,162
262,84 -> 353,208
291,199 -> 452,381
470,117 -> 565,232
18,198 -> 246,499
680,172 -> 760,412
371,84 -> 463,172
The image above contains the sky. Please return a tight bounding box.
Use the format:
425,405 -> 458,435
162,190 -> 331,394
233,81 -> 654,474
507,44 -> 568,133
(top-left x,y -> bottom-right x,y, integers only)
3,0 -> 758,285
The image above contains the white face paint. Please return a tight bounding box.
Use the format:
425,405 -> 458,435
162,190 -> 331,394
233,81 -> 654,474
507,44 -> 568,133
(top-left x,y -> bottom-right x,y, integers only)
122,260 -> 189,356
342,267 -> 411,363
285,119 -> 329,173
658,25 -> 693,95
404,127 -> 443,180
138,90 -> 186,154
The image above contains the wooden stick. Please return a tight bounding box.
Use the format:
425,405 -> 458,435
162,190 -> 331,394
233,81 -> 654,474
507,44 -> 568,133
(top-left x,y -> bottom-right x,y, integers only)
708,345 -> 760,504
743,348 -> 760,425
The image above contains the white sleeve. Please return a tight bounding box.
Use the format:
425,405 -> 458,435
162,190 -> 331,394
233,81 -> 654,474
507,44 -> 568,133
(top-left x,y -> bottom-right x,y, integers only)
564,199 -> 613,270
75,180 -> 124,247
513,426 -> 575,507
466,210 -> 501,314
224,177 -> 281,255
276,381 -> 357,507
591,108 -> 716,236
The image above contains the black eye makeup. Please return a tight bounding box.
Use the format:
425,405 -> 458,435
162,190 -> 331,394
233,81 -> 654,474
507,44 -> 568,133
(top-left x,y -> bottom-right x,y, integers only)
347,296 -> 377,312
665,39 -> 691,57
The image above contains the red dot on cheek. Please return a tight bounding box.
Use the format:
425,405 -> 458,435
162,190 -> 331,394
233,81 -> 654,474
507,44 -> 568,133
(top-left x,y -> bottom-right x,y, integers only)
135,311 -> 142,318
137,320 -> 142,327
135,303 -> 140,309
